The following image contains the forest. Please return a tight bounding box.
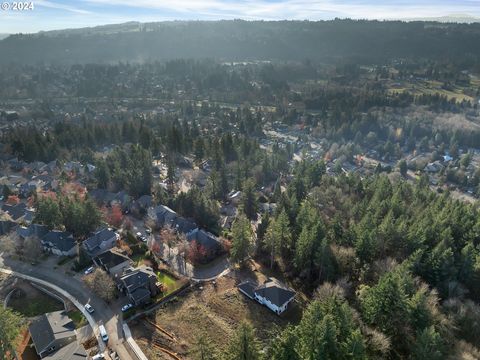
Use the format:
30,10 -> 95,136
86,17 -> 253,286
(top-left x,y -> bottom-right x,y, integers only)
1,20 -> 480,66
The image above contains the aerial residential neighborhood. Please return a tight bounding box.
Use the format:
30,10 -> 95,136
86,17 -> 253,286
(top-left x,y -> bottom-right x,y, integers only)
3,3 -> 480,360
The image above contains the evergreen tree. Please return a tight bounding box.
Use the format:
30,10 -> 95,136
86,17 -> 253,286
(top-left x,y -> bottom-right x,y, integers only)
230,215 -> 253,265
225,322 -> 262,360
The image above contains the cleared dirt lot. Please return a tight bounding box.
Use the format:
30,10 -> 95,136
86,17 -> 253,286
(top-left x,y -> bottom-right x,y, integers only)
130,268 -> 302,359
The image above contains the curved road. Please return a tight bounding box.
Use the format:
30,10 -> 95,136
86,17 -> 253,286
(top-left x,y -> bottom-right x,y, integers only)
0,253 -> 135,360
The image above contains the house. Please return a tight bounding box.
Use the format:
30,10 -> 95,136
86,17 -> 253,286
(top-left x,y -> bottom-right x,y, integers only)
42,231 -> 77,257
16,223 -> 49,240
42,341 -> 87,360
94,249 -> 132,278
28,311 -> 80,358
0,220 -> 17,236
424,161 -> 444,173
83,228 -> 119,256
2,202 -> 33,222
89,189 -> 116,206
119,266 -> 159,305
19,182 -> 37,198
186,228 -> 223,262
148,205 -> 196,234
238,278 -> 295,315
112,190 -> 132,210
130,195 -> 153,214
64,161 -> 83,174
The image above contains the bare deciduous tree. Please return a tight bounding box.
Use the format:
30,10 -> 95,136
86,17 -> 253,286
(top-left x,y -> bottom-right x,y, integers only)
83,268 -> 116,302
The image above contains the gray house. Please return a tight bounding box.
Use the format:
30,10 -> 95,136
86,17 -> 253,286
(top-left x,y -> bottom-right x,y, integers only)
94,249 -> 132,278
83,228 -> 119,256
41,231 -> 77,257
42,341 -> 87,360
119,266 -> 159,305
29,311 -> 79,358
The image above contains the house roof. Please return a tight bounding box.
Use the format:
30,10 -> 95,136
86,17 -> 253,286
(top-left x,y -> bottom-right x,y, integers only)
0,220 -> 17,236
254,278 -> 295,308
129,287 -> 151,303
187,228 -> 221,251
238,281 -> 256,299
16,223 -> 49,239
94,249 -> 131,270
2,203 -> 28,220
120,267 -> 156,293
29,311 -> 76,355
42,341 -> 87,360
150,205 -> 196,234
84,228 -> 117,252
42,231 -> 76,252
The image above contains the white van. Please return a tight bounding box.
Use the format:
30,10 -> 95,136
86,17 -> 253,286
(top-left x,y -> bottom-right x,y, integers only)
99,325 -> 109,342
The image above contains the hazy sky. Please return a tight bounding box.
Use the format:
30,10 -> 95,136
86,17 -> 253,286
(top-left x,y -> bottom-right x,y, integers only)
1,0 -> 479,33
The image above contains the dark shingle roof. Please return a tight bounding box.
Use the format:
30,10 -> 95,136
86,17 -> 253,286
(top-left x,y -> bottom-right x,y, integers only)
16,223 -> 49,239
42,231 -> 75,252
2,202 -> 27,220
121,267 -> 156,293
238,281 -> 256,299
187,229 -> 221,252
129,287 -> 151,303
42,341 -> 87,360
94,249 -> 131,270
254,279 -> 295,308
84,228 -> 117,252
29,311 -> 75,355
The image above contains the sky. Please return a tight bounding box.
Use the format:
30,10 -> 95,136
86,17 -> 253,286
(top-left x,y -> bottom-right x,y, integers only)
1,0 -> 480,34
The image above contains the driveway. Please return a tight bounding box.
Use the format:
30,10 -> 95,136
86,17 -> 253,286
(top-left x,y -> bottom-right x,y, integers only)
0,253 -> 135,360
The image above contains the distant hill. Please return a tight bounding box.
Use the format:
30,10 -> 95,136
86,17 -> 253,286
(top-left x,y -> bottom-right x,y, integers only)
406,14 -> 480,23
1,19 -> 480,65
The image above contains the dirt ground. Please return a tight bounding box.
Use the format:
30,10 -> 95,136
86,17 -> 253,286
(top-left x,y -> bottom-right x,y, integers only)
130,266 -> 302,360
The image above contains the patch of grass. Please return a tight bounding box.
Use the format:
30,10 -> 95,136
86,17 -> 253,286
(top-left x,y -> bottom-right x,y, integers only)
67,309 -> 87,328
157,271 -> 178,293
8,290 -> 63,317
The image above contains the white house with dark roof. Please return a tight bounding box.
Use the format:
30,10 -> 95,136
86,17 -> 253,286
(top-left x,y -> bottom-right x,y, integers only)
238,278 -> 295,315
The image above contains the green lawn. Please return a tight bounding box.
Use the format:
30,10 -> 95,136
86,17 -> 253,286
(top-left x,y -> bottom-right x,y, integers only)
8,290 -> 63,317
157,271 -> 180,294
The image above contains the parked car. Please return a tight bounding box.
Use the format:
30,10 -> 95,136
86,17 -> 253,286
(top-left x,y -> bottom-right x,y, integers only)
85,304 -> 94,313
145,228 -> 151,234
140,235 -> 147,243
110,351 -> 119,360
92,354 -> 105,360
99,325 -> 109,342
136,231 -> 142,239
84,266 -> 94,275
121,303 -> 133,312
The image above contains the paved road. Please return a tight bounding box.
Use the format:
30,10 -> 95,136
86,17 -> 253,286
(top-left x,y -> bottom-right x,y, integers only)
0,253 -> 135,360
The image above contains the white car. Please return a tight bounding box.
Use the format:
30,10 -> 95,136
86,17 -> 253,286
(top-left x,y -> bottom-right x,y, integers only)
121,303 -> 133,312
85,304 -> 94,313
92,354 -> 105,360
84,266 -> 94,275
